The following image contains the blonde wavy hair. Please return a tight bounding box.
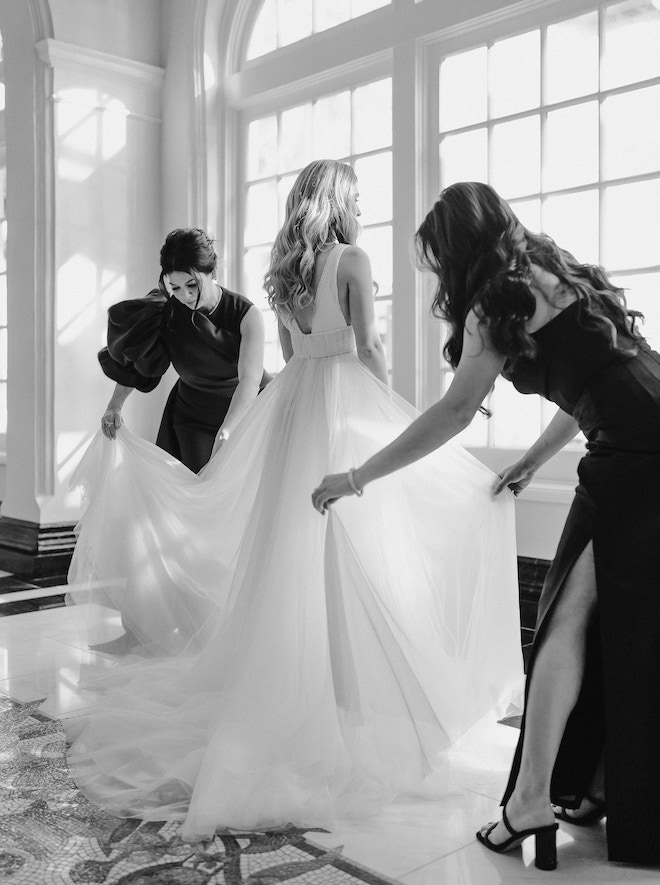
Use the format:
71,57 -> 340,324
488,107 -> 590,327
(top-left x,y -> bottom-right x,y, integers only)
264,160 -> 361,316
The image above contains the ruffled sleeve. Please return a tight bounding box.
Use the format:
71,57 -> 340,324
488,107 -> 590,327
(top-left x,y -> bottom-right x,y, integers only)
98,291 -> 171,392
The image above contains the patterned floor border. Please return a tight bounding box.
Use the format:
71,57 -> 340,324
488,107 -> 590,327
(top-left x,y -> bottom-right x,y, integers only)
0,696 -> 399,885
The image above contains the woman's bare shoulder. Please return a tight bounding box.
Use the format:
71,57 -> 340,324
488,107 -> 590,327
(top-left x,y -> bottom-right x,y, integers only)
338,245 -> 371,282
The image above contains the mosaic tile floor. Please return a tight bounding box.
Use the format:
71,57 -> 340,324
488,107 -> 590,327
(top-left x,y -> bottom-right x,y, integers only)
0,696 -> 397,885
2,604 -> 660,883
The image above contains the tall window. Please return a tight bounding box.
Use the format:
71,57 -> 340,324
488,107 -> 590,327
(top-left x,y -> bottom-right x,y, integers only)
436,0 -> 660,452
247,0 -> 391,60
243,78 -> 393,373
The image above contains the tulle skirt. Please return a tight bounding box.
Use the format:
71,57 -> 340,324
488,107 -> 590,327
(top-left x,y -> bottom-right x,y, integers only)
65,351 -> 523,839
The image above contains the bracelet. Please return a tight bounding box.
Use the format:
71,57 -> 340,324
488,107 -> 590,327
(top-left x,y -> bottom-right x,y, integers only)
347,467 -> 364,497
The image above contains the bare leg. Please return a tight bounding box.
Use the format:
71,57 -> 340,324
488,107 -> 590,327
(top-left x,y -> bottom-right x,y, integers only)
480,541 -> 597,844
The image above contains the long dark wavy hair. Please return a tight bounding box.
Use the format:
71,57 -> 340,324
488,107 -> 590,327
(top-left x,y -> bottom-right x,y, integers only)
415,182 -> 641,370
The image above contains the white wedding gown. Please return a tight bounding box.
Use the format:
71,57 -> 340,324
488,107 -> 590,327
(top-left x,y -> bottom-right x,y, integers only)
65,244 -> 523,839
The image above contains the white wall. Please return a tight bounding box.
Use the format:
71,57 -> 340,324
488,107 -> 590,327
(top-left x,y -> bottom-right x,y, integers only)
0,1 -> 169,526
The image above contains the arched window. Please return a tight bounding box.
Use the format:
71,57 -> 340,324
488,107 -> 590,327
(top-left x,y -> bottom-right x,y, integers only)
247,0 -> 391,60
219,0 -> 660,554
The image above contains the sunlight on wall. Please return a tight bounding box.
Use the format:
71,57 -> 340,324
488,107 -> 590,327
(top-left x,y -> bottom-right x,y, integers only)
57,90 -> 128,183
56,254 -> 97,346
56,430 -> 90,484
100,269 -> 127,311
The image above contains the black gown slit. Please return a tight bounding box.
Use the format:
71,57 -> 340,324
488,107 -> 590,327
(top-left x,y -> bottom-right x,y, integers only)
502,300 -> 660,864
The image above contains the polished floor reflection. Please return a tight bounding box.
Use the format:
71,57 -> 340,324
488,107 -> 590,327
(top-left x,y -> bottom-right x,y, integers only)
1,602 -> 659,883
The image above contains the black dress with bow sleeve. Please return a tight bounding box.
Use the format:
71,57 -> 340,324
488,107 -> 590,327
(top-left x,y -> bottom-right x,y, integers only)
502,299 -> 660,864
99,288 -> 268,472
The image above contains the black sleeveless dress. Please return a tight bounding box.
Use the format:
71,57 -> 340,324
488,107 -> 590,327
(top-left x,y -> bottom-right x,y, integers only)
98,289 -> 269,472
503,299 -> 660,864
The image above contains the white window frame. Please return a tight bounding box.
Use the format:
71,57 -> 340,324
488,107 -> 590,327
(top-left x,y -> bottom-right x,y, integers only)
215,0 -> 653,503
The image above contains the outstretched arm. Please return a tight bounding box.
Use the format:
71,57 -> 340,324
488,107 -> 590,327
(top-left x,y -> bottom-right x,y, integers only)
312,310 -> 506,512
492,407 -> 579,497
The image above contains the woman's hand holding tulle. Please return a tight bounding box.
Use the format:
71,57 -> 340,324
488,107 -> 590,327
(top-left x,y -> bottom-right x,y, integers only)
101,407 -> 123,440
312,472 -> 354,514
492,459 -> 536,497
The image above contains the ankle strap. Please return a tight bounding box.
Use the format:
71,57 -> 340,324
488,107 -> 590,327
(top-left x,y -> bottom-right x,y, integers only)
502,806 -> 517,837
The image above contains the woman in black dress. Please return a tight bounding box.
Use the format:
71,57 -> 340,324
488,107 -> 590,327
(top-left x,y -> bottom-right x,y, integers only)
99,228 -> 269,472
313,181 -> 660,869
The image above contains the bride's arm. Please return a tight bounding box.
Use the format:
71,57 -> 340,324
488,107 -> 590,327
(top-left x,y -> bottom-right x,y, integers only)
278,319 -> 293,363
342,246 -> 389,386
312,310 -> 506,511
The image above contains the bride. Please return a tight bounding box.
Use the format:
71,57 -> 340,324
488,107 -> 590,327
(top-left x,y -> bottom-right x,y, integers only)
65,159 -> 522,840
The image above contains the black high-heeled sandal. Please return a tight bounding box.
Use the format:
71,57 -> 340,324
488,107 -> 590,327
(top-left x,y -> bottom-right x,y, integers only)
553,793 -> 606,827
477,806 -> 559,871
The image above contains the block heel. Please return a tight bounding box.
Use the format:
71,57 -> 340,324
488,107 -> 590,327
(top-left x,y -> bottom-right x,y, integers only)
477,806 -> 559,870
534,825 -> 558,870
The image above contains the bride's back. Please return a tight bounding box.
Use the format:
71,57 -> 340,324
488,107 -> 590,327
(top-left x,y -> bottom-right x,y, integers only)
289,244 -> 351,335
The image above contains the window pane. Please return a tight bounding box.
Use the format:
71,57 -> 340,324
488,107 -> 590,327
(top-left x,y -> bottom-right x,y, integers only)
279,104 -> 312,172
491,116 -> 540,198
509,198 -> 541,233
353,79 -> 392,154
277,0 -> 313,47
440,129 -> 488,186
545,12 -> 598,104
314,0 -> 350,31
246,0 -> 277,60
544,102 -> 599,191
355,152 -> 392,226
277,173 -> 298,226
439,46 -> 487,131
313,91 -> 351,159
489,31 -> 540,118
247,0 -> 390,59
456,410 -> 489,447
244,248 -> 282,374
603,179 -> 660,268
359,226 -> 392,296
244,247 -> 271,314
602,0 -> 660,90
374,299 -> 392,374
610,271 -> 660,352
247,116 -> 278,180
542,190 -> 600,265
245,181 -> 278,246
603,85 -> 660,180
491,377 -> 541,448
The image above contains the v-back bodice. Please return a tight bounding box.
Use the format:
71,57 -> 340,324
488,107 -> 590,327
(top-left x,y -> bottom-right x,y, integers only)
281,244 -> 357,358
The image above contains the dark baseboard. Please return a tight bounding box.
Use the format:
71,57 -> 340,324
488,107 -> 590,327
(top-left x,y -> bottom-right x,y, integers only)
518,556 -> 551,669
0,516 -> 76,581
